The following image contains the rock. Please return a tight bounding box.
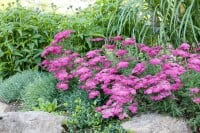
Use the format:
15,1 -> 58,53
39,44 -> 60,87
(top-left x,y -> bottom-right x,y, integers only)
0,111 -> 66,133
121,113 -> 192,133
0,102 -> 10,113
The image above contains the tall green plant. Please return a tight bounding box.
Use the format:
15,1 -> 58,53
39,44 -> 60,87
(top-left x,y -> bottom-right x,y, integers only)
107,0 -> 200,47
146,0 -> 200,47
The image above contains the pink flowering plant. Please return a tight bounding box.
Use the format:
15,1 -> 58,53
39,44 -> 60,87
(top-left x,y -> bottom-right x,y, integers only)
41,30 -> 200,120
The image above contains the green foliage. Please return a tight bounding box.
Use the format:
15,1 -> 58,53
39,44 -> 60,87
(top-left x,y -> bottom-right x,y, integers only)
181,70 -> 200,132
0,70 -> 45,103
33,98 -> 59,113
60,0 -> 114,54
59,0 -> 128,54
107,0 -> 200,47
182,70 -> 200,89
107,0 -> 149,40
188,112 -> 200,132
21,73 -> 58,110
0,5 -> 68,78
0,1 -> 116,78
58,87 -> 126,133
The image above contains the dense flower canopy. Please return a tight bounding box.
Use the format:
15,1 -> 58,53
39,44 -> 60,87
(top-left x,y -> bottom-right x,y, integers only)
41,30 -> 200,119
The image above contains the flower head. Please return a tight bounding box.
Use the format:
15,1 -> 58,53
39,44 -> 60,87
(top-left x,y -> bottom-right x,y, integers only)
149,58 -> 162,65
128,103 -> 137,113
179,43 -> 190,50
89,91 -> 100,99
57,82 -> 69,90
113,36 -> 123,41
90,37 -> 105,42
192,97 -> 200,104
171,49 -> 189,57
132,62 -> 146,75
117,61 -> 129,69
122,38 -> 135,46
190,88 -> 200,94
116,49 -> 128,56
54,30 -> 74,43
41,45 -> 63,57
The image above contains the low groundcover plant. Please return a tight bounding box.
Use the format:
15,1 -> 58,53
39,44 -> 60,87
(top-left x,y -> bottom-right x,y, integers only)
41,30 -> 200,121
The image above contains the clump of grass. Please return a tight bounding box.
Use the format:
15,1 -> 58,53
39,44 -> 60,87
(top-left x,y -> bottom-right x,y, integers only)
21,73 -> 58,110
107,0 -> 200,47
0,70 -> 46,103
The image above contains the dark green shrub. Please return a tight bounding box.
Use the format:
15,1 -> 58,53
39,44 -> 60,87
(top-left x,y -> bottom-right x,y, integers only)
0,70 -> 46,103
21,73 -> 58,110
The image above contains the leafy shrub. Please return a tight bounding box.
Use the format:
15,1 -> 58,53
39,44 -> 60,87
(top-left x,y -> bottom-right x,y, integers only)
0,5 -> 68,78
0,70 -> 45,103
21,73 -> 58,110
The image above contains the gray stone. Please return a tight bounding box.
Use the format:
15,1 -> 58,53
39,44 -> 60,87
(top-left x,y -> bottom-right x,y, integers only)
0,111 -> 66,133
0,102 -> 10,113
121,113 -> 192,133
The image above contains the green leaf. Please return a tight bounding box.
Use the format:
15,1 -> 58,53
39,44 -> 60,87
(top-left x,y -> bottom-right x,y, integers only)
0,48 -> 4,57
17,29 -> 23,37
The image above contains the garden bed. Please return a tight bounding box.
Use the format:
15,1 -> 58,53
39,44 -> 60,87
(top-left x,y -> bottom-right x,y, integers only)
0,0 -> 200,132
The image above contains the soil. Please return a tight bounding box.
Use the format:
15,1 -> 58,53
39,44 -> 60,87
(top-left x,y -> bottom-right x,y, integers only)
7,102 -> 23,112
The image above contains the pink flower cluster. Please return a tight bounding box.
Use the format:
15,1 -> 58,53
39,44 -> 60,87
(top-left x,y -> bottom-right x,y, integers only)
132,62 -> 146,75
52,30 -> 74,45
169,43 -> 200,72
41,30 -> 78,90
190,88 -> 200,104
41,30 -> 200,119
187,54 -> 200,72
72,50 -> 138,119
90,37 -> 105,42
138,44 -> 161,57
41,45 -> 63,57
122,38 -> 135,46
